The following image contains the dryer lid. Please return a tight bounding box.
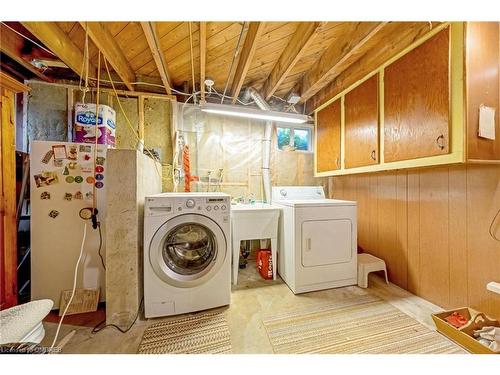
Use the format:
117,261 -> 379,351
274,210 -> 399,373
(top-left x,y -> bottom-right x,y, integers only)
271,186 -> 355,207
274,199 -> 356,207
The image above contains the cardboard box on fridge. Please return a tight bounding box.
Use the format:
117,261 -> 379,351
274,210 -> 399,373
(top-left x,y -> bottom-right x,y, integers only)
73,102 -> 116,147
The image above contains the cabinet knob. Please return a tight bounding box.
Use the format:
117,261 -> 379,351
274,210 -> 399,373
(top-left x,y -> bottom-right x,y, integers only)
371,150 -> 376,161
436,134 -> 445,150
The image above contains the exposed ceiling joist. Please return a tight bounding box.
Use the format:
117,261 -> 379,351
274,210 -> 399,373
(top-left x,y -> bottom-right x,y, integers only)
299,22 -> 388,103
0,24 -> 53,82
140,22 -> 172,95
263,22 -> 325,100
21,22 -> 96,80
199,21 -> 207,104
81,22 -> 136,91
230,22 -> 266,104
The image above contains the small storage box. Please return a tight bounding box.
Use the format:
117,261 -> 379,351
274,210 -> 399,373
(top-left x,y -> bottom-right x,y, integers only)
432,307 -> 500,354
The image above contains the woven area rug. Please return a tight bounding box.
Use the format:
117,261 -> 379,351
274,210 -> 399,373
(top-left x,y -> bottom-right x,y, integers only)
262,294 -> 465,354
138,310 -> 231,354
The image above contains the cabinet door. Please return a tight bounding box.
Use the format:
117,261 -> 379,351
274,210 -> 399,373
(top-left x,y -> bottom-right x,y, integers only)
345,74 -> 379,168
466,22 -> 500,160
384,27 -> 450,162
316,99 -> 341,172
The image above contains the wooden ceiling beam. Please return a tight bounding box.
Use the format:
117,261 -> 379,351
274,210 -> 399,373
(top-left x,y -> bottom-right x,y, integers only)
9,22 -> 83,82
0,24 -> 51,82
140,22 -> 172,95
299,22 -> 388,103
262,22 -> 325,100
199,22 -> 207,104
81,22 -> 136,91
230,22 -> 266,104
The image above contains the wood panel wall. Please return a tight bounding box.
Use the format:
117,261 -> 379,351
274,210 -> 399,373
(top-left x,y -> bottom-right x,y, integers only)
330,164 -> 500,320
0,87 -> 18,309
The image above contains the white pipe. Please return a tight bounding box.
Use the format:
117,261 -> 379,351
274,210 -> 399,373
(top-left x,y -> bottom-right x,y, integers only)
245,87 -> 272,203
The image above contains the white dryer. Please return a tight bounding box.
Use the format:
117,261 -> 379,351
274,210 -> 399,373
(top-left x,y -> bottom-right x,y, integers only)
144,192 -> 231,318
272,186 -> 357,294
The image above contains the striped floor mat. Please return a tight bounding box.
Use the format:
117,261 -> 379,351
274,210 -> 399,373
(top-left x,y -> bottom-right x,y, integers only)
262,294 -> 466,354
138,310 -> 231,354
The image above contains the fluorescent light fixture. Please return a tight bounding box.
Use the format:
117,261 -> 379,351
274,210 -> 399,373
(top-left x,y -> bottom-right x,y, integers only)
201,103 -> 310,124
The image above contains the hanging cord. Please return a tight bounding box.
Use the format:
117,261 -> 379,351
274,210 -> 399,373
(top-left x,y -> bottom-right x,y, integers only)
489,207 -> 500,242
188,22 -> 197,105
49,224 -> 87,353
97,222 -> 105,270
92,297 -> 143,334
220,22 -> 246,104
103,57 -> 162,179
78,23 -> 90,104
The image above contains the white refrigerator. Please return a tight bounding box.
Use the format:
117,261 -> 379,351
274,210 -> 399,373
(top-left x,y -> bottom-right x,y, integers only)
30,140 -> 107,308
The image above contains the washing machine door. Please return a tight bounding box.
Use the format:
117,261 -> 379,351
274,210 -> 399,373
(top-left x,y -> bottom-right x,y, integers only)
149,214 -> 227,288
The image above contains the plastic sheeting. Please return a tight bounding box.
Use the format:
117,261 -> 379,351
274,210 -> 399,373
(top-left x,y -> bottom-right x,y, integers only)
177,103 -> 324,200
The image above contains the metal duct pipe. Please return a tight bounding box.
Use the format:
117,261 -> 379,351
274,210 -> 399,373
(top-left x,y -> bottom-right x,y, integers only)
244,87 -> 272,203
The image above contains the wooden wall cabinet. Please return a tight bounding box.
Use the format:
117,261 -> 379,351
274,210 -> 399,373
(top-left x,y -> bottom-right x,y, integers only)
344,74 -> 379,168
384,29 -> 450,163
315,99 -> 341,172
314,22 -> 500,177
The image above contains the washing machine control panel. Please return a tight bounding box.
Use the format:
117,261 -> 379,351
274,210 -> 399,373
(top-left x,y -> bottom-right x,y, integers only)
145,195 -> 230,217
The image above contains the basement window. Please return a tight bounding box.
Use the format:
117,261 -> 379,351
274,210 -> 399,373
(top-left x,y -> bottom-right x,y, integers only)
277,125 -> 312,152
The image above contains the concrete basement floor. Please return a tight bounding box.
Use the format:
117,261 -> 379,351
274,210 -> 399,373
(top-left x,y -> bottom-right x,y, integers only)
41,268 -> 446,354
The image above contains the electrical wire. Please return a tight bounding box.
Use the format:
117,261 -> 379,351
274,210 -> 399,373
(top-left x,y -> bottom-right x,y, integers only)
103,57 -> 162,179
92,51 -> 101,213
97,222 -> 105,270
49,224 -> 87,352
489,207 -> 500,242
220,22 -> 246,104
86,77 -> 288,105
91,297 -> 143,334
0,21 -> 57,57
78,22 -> 90,104
188,22 -> 197,104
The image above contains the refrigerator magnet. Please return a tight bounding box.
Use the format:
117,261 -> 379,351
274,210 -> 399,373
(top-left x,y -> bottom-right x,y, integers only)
95,181 -> 104,189
34,171 -> 59,188
68,146 -> 78,160
68,162 -> 77,170
83,154 -> 91,161
63,166 -> 69,175
85,192 -> 94,201
95,173 -> 104,181
40,191 -> 50,200
75,176 -> 83,183
53,159 -> 63,167
95,166 -> 104,173
65,176 -> 75,183
96,156 -> 105,165
79,145 -> 91,153
52,145 -> 67,160
48,210 -> 59,218
64,192 -> 73,201
86,176 -> 95,184
74,191 -> 83,200
41,150 -> 54,164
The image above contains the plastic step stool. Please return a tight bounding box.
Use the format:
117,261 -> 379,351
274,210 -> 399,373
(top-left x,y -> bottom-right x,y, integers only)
357,253 -> 388,288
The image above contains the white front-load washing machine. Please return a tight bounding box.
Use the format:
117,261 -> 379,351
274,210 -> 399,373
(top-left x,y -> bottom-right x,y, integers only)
144,192 -> 231,318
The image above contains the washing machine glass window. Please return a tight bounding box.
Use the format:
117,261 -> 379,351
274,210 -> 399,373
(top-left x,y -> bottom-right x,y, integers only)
149,213 -> 227,288
163,223 -> 216,275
